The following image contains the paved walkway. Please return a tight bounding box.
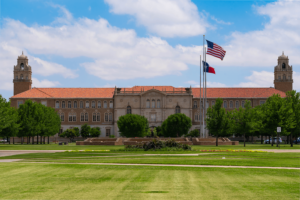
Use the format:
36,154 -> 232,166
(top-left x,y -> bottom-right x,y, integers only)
20,162 -> 300,170
0,150 -> 64,157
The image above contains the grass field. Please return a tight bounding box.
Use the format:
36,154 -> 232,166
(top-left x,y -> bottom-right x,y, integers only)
0,163 -> 299,200
1,143 -> 300,150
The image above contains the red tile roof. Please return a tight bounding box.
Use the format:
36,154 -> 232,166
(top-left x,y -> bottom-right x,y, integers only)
11,88 -> 115,99
191,88 -> 286,98
11,86 -> 286,99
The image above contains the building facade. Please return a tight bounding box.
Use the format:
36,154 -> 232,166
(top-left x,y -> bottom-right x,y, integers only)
10,53 -> 290,137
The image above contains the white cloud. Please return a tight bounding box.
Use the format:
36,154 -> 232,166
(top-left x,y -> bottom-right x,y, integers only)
32,78 -> 60,88
104,0 -> 208,37
210,16 -> 232,25
236,71 -> 274,87
187,80 -> 227,88
50,4 -> 74,25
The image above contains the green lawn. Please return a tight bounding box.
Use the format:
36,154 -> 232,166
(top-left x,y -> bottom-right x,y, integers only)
0,163 -> 299,200
2,151 -> 300,168
1,143 -> 299,150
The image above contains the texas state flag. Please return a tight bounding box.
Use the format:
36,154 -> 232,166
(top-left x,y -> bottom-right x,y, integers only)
202,61 -> 216,74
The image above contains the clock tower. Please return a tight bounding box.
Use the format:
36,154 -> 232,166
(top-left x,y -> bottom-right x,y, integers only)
274,52 -> 293,93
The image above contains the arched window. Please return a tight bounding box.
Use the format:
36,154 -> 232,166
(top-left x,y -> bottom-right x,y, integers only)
69,114 -> 73,122
152,99 -> 155,108
97,101 -> 101,108
109,113 -> 113,122
20,63 -> 24,70
193,101 -> 197,108
278,76 -> 281,80
60,113 -> 64,122
62,101 -> 65,108
85,101 -> 89,108
175,106 -> 180,114
282,63 -> 286,69
288,76 -> 291,80
55,101 -> 59,108
15,76 -> 18,80
68,101 -> 71,108
230,101 -> 233,108
235,101 -> 239,108
85,113 -> 88,121
20,74 -> 23,79
26,76 -> 28,80
127,106 -> 131,114
72,114 -> 76,122
104,101 -> 107,108
200,101 -> 203,108
146,99 -> 150,108
105,113 -> 108,122
283,74 -> 286,80
93,113 -> 96,122
242,101 -> 245,108
92,101 -> 95,108
194,114 -> 198,121
157,99 -> 161,108
80,113 -> 84,121
224,101 -> 227,108
109,101 -> 113,108
97,113 -> 100,121
212,101 -> 215,106
80,101 -> 83,108
74,101 -> 77,108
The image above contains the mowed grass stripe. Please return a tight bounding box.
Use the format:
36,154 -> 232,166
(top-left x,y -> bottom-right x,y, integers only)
0,163 -> 299,200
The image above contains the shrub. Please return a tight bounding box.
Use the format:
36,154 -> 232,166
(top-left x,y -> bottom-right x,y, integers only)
117,114 -> 149,137
125,139 -> 192,151
185,129 -> 200,137
161,113 -> 192,137
109,135 -> 115,138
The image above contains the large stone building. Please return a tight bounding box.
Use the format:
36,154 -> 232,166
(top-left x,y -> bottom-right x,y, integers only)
10,52 -> 292,137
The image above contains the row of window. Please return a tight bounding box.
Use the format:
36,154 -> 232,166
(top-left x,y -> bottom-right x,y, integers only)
278,75 -> 291,80
55,100 -> 113,109
59,127 -> 111,137
15,74 -> 29,80
59,112 -> 113,122
193,100 -> 265,109
146,99 -> 161,108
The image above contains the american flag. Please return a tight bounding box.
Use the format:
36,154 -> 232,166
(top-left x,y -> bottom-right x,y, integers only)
206,40 -> 226,60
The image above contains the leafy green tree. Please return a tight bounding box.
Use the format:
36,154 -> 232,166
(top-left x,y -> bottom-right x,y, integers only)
155,126 -> 163,136
117,114 -> 149,137
206,98 -> 234,146
286,90 -> 300,147
161,113 -> 192,137
0,95 -> 19,144
40,106 -> 61,144
60,129 -> 79,142
80,124 -> 91,138
90,127 -> 101,137
73,127 -> 80,137
185,129 -> 200,137
232,100 -> 256,147
263,94 -> 295,147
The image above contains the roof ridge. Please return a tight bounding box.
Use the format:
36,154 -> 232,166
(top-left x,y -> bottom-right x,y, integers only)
35,88 -> 53,97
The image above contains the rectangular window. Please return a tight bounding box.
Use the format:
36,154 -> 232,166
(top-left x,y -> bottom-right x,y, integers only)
80,101 -> 83,108
104,101 -> 107,108
157,100 -> 161,108
85,113 -> 88,121
106,129 -> 110,137
17,100 -> 23,108
74,101 -> 77,108
206,101 -> 209,108
151,114 -> 156,122
105,113 -> 108,122
73,115 -> 76,122
211,101 -> 215,106
69,114 -> 72,122
62,101 -> 65,108
92,101 -> 95,108
236,101 -> 239,108
260,101 -> 265,105
93,113 -> 96,122
242,101 -> 245,108
146,100 -> 150,108
41,101 -> 47,106
151,100 -> 155,108
193,101 -> 197,108
109,113 -> 113,122
60,114 -> 64,122
97,113 -> 100,121
55,101 -> 59,108
230,101 -> 233,108
86,101 -> 89,108
81,113 -> 84,122
224,101 -> 227,108
97,101 -> 101,108
109,101 -> 113,108
68,101 -> 71,108
194,114 -> 198,121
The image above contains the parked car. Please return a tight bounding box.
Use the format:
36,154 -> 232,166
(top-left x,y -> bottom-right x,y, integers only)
0,139 -> 7,142
293,137 -> 300,144
264,137 -> 282,144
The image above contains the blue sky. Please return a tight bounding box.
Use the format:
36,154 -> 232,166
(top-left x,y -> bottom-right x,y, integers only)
1,0 -> 299,100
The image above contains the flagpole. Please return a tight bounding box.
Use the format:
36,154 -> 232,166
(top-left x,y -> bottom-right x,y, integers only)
202,35 -> 205,138
205,46 -> 207,138
199,55 -> 202,138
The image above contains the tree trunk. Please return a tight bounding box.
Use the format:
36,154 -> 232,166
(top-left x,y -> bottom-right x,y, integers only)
21,137 -> 23,145
13,137 -> 14,144
291,132 -> 293,147
276,132 -> 279,147
32,136 -> 34,144
268,135 -> 270,144
48,136 -> 49,144
261,135 -> 263,144
271,135 -> 274,146
243,133 -> 246,147
8,137 -> 10,145
216,136 -> 218,146
251,135 -> 254,144
37,134 -> 39,144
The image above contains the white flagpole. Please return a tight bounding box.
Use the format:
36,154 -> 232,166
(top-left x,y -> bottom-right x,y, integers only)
204,46 -> 207,138
199,55 -> 202,138
202,35 -> 205,138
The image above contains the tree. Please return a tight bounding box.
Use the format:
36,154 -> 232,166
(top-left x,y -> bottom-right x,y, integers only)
286,90 -> 300,147
263,94 -> 295,147
155,126 -> 163,136
0,95 -> 19,144
185,129 -> 200,137
80,124 -> 91,138
161,113 -> 192,137
60,129 -> 79,142
90,127 -> 101,137
206,98 -> 233,146
117,114 -> 149,137
40,106 -> 61,144
232,100 -> 256,147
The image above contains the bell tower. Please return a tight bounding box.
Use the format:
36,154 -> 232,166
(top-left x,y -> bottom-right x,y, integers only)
13,52 -> 32,95
274,52 -> 293,93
